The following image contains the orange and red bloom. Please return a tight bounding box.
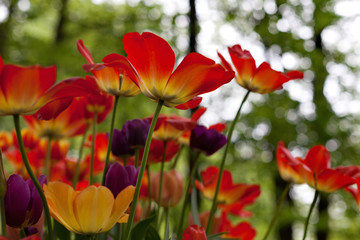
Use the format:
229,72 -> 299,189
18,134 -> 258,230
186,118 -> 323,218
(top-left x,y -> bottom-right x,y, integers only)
182,225 -> 207,240
104,32 -> 234,109
0,56 -> 96,118
277,142 -> 355,192
218,45 -> 303,94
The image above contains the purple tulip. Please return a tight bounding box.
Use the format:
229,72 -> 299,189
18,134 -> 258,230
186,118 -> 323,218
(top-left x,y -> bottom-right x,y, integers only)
5,174 -> 47,228
105,162 -> 139,197
123,119 -> 149,148
111,128 -> 134,156
190,125 -> 227,156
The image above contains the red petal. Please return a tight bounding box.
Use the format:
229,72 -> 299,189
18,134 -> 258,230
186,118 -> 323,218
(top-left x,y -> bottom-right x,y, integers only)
123,32 -> 175,94
303,145 -> 331,175
217,51 -> 234,72
175,97 -> 202,110
191,107 -> 207,121
316,168 -> 355,192
77,39 -> 95,64
35,98 -> 73,120
209,123 -> 226,132
335,165 -> 360,179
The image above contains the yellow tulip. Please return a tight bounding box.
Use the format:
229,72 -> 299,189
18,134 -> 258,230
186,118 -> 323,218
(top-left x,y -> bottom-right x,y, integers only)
44,181 -> 134,235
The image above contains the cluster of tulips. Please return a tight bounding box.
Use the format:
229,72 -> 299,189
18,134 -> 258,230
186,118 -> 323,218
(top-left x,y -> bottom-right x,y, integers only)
1,31 -> 359,240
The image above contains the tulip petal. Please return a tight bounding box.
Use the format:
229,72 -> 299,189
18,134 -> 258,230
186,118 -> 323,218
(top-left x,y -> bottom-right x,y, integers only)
303,145 -> 331,175
123,32 -> 175,99
5,175 -> 31,227
164,53 -> 233,106
43,182 -> 81,233
73,186 -> 114,234
175,97 -> 202,110
316,169 -> 355,192
102,186 -> 135,232
35,98 -> 73,120
76,40 -> 95,64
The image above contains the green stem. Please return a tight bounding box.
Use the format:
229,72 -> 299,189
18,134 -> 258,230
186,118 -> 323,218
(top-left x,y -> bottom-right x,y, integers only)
171,145 -> 183,169
124,100 -> 164,240
44,136 -> 53,180
302,190 -> 319,240
176,152 -> 201,238
13,115 -> 53,240
134,149 -> 140,168
0,197 -> 6,237
156,141 -> 167,228
0,152 -> 7,237
20,228 -> 26,238
146,164 -> 152,216
73,127 -> 87,188
262,183 -> 291,240
206,90 -> 250,233
115,223 -> 121,240
164,207 -> 170,240
102,95 -> 120,185
89,112 -> 98,185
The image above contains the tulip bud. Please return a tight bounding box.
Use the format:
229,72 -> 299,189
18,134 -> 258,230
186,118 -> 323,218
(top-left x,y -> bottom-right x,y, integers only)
182,225 -> 207,240
150,169 -> 183,207
190,125 -> 227,156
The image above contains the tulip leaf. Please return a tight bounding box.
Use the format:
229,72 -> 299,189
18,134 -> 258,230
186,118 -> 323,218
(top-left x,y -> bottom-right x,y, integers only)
145,225 -> 161,240
207,232 -> 231,240
131,215 -> 157,240
54,220 -> 71,240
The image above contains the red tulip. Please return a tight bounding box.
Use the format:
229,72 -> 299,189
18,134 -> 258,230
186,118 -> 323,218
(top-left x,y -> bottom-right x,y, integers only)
218,45 -> 303,94
182,225 -> 207,240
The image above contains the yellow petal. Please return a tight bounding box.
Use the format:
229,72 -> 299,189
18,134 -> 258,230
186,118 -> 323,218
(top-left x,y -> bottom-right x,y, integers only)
73,185 -> 114,234
118,214 -> 129,223
102,186 -> 135,232
44,182 -> 81,233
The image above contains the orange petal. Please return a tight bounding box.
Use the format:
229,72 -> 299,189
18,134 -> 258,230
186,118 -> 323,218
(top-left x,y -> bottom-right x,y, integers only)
315,169 -> 355,192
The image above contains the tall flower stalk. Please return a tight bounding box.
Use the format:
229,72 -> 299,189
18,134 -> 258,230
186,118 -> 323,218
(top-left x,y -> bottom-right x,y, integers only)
73,128 -> 87,187
124,100 -> 164,240
0,151 -> 6,237
13,114 -> 53,239
89,112 -> 98,185
44,136 -> 53,180
101,95 -> 120,185
206,90 -> 251,233
156,141 -> 167,227
302,190 -> 319,240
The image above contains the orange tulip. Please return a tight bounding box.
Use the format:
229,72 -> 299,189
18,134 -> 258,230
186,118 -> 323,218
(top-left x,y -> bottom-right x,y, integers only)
104,32 -> 234,109
218,45 -> 303,94
277,142 -> 355,192
150,169 -> 183,207
77,40 -> 140,97
0,57 -> 96,118
44,182 -> 134,234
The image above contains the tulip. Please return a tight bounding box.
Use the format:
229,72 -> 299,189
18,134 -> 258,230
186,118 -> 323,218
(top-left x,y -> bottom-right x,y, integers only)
103,32 -> 234,109
182,225 -> 207,240
190,125 -> 227,156
105,162 -> 139,197
0,131 -> 12,152
44,182 -> 134,234
218,45 -> 303,94
150,169 -> 183,207
4,174 -> 46,228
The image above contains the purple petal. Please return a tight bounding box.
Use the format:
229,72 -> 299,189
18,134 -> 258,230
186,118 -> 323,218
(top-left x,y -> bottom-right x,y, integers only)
5,174 -> 31,228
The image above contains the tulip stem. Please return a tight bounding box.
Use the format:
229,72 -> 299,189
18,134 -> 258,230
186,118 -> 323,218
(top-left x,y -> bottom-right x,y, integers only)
146,164 -> 152,216
206,90 -> 251,234
134,149 -> 140,168
90,112 -> 98,185
262,182 -> 291,240
13,114 -> 53,240
124,100 -> 164,240
44,136 -> 53,180
73,127 -> 87,188
164,207 -> 170,240
156,141 -> 167,228
0,152 -> 7,237
171,145 -> 183,169
0,197 -> 6,237
102,95 -> 120,185
176,152 -> 201,238
302,190 -> 319,240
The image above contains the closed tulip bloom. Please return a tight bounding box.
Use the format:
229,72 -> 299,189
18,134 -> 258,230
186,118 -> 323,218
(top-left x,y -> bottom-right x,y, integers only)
151,169 -> 183,207
44,182 -> 135,234
218,45 -> 303,94
190,125 -> 227,156
123,119 -> 149,148
111,128 -> 134,156
105,162 -> 139,197
182,225 -> 207,240
5,174 -> 46,228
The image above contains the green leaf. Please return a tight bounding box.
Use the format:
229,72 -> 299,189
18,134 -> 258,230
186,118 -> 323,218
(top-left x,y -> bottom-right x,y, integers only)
54,220 -> 71,240
131,215 -> 156,240
145,225 -> 161,240
207,232 -> 230,240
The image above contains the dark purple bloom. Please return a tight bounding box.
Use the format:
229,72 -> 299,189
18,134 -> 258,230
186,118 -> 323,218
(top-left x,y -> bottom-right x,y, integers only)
105,162 -> 139,197
111,128 -> 134,156
5,174 -> 47,228
123,119 -> 149,148
190,125 -> 227,156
